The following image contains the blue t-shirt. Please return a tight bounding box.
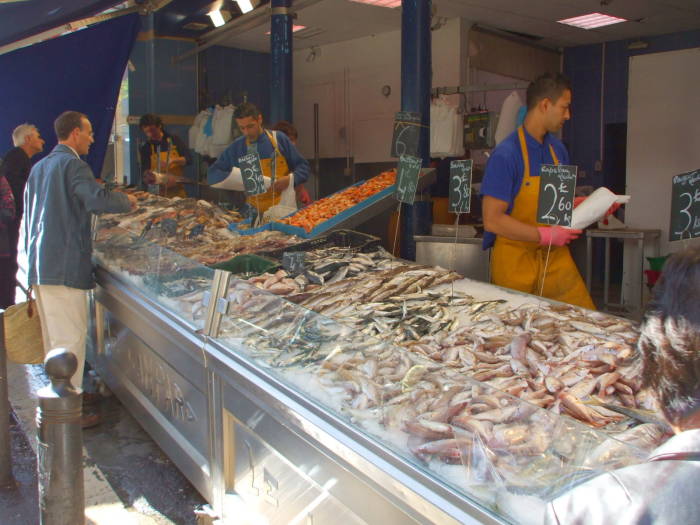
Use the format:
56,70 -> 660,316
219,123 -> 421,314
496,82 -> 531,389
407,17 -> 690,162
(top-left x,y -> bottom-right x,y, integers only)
480,128 -> 570,249
207,130 -> 310,186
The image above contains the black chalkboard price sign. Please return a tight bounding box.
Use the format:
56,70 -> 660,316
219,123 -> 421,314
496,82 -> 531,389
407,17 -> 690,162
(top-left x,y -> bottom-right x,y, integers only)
395,155 -> 422,205
536,164 -> 577,227
282,251 -> 306,275
669,169 -> 700,241
449,159 -> 474,214
390,111 -> 421,158
239,152 -> 266,196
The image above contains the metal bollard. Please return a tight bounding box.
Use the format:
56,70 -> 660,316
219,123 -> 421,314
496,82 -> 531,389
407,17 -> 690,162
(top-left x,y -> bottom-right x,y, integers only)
0,312 -> 13,488
37,348 -> 84,525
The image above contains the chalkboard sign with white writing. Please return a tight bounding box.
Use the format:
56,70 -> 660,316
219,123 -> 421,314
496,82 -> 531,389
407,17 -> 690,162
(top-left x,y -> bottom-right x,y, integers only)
282,252 -> 306,275
239,152 -> 266,196
536,164 -> 577,227
395,155 -> 422,205
669,169 -> 700,241
449,159 -> 474,214
390,111 -> 421,158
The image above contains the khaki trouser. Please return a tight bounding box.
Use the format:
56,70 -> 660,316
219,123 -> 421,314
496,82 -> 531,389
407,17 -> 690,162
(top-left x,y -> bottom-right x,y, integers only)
34,284 -> 88,390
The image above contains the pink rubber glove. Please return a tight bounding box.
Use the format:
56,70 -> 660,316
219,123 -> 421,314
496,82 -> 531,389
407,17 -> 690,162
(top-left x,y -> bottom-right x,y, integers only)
537,226 -> 582,246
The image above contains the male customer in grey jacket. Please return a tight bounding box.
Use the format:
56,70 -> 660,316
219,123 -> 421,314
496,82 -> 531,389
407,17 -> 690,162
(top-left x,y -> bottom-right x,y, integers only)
24,110 -> 135,399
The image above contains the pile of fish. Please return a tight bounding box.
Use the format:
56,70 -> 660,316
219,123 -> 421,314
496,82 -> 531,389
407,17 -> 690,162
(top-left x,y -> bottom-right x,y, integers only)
210,282 -> 657,513
401,299 -> 655,428
247,246 -> 395,295
102,190 -> 242,241
97,190 -> 301,267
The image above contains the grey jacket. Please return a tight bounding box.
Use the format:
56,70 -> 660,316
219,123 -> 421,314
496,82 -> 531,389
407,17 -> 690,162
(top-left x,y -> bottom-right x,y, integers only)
24,144 -> 130,289
545,428 -> 700,525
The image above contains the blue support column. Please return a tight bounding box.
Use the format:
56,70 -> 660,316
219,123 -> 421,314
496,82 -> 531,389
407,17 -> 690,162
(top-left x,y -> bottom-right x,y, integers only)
270,0 -> 293,124
400,0 -> 432,260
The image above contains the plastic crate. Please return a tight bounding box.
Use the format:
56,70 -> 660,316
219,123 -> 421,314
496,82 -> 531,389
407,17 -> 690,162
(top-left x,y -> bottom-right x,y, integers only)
210,253 -> 280,277
259,229 -> 382,261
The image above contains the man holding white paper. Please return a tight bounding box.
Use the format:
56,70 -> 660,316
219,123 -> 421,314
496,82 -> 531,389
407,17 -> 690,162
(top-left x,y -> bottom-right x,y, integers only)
207,102 -> 310,215
481,73 -> 596,309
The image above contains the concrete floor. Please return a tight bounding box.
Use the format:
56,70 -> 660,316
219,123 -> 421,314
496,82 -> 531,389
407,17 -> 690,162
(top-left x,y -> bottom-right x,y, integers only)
1,362 -> 206,525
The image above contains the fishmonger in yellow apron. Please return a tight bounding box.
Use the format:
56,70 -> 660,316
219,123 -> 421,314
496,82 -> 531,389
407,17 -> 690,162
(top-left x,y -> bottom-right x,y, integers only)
149,137 -> 187,198
490,126 -> 595,310
246,130 -> 290,214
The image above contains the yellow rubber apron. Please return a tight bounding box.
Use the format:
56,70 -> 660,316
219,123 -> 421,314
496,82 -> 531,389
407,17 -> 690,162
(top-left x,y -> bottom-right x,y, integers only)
150,138 -> 187,198
246,130 -> 290,213
490,127 -> 595,310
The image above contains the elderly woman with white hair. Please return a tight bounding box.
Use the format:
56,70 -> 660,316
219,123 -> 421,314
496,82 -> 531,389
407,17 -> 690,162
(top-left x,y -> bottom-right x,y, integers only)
545,247 -> 700,524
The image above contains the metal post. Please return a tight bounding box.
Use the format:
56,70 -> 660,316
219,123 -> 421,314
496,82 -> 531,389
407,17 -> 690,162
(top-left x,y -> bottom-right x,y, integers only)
0,312 -> 13,488
400,0 -> 432,260
37,348 -> 84,525
270,0 -> 293,124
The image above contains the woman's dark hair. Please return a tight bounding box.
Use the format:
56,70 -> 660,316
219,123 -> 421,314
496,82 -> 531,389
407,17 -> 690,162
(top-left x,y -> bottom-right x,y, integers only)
54,111 -> 87,140
234,102 -> 261,120
639,246 -> 700,426
139,114 -> 163,129
526,73 -> 572,110
271,120 -> 297,141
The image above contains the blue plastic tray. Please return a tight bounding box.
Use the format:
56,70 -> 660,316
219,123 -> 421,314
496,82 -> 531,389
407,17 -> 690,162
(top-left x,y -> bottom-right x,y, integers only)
273,182 -> 398,239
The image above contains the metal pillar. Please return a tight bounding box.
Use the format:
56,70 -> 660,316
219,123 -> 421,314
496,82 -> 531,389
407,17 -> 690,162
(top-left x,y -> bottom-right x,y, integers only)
37,348 -> 84,525
400,0 -> 432,260
270,0 -> 293,124
0,313 -> 12,488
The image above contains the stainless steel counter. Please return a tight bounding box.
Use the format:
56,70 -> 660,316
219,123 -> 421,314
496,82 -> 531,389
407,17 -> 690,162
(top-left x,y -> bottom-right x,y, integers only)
414,234 -> 490,282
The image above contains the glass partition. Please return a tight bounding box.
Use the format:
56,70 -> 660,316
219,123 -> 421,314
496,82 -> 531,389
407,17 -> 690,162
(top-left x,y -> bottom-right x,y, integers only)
94,222 -> 214,330
211,279 -> 650,524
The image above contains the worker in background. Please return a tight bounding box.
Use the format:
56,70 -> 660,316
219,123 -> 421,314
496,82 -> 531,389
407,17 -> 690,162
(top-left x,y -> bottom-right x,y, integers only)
480,73 -> 595,309
545,246 -> 700,523
207,102 -> 310,214
270,120 -> 312,207
139,113 -> 192,198
0,123 -> 44,306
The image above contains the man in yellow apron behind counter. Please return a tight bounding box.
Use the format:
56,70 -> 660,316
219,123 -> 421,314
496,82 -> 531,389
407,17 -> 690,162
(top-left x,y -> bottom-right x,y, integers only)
480,73 -> 595,310
139,114 -> 192,198
206,102 -> 310,214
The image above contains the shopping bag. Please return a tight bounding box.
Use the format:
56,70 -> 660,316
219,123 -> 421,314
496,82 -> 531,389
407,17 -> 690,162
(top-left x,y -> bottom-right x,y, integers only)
3,288 -> 44,364
263,173 -> 298,223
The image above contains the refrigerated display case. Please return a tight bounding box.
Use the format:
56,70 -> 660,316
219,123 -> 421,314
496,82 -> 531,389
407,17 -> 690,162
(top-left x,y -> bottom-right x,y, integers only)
89,225 -> 649,525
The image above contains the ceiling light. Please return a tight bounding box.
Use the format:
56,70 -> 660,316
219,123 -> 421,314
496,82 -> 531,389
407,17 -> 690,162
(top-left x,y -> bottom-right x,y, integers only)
236,0 -> 254,14
208,9 -> 226,27
265,25 -> 307,35
557,12 -> 627,30
348,0 -> 402,8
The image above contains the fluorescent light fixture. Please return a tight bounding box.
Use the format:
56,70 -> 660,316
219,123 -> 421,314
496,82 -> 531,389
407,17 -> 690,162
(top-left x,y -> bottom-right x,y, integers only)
236,0 -> 254,14
208,9 -> 226,27
265,25 -> 307,35
557,12 -> 627,30
348,0 -> 402,8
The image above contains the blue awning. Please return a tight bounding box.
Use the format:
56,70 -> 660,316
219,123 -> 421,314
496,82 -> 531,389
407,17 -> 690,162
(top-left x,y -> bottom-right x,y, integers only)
0,0 -> 123,48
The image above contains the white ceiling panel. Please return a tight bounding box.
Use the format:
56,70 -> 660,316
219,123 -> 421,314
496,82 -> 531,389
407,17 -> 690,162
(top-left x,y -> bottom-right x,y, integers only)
205,0 -> 700,52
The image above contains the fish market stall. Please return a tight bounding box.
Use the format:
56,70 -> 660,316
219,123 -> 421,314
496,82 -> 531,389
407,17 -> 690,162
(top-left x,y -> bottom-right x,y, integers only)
88,218 -> 665,525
